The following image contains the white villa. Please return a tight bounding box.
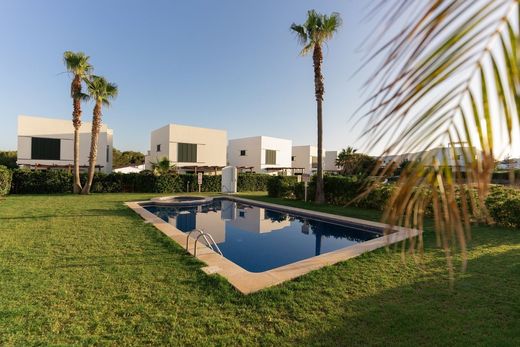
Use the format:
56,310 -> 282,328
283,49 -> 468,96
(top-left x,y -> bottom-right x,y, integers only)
291,146 -> 340,174
144,123 -> 227,174
17,115 -> 113,173
324,150 -> 340,172
381,145 -> 480,170
292,145 -> 321,174
227,136 -> 293,174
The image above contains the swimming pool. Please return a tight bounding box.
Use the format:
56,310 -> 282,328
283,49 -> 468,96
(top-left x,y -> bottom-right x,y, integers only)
142,198 -> 381,272
127,196 -> 419,294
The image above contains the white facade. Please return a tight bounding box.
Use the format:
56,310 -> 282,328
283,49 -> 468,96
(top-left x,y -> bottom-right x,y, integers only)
324,150 -> 340,172
145,123 -> 227,173
291,146 -> 340,174
496,158 -> 520,170
291,145 -> 321,174
381,146 -> 480,170
17,115 -> 113,173
227,136 -> 292,174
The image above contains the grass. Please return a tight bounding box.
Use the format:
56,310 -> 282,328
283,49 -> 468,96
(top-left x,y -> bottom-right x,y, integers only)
0,193 -> 519,346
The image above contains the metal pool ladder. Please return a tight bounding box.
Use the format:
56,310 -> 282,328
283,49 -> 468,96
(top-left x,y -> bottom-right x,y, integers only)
186,228 -> 223,257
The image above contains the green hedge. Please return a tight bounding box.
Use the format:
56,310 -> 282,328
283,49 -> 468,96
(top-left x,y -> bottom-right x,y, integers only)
0,166 -> 12,195
267,176 -> 298,198
238,173 -> 270,191
9,170 -> 270,194
485,186 -> 520,228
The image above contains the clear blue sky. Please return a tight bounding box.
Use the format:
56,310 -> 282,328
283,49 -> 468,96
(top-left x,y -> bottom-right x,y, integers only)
0,0 -> 376,153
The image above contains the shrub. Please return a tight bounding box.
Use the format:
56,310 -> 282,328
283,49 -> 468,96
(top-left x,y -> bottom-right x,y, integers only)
237,173 -> 270,192
11,169 -> 73,194
7,170 -> 272,194
0,165 -> 12,195
267,176 -> 298,198
485,186 -> 520,228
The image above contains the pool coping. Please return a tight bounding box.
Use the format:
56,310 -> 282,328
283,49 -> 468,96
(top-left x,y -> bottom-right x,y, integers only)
125,196 -> 421,294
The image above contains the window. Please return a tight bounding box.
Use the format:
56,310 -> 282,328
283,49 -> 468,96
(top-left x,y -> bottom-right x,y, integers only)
240,150 -> 246,156
156,144 -> 161,152
106,145 -> 110,163
265,149 -> 276,165
291,156 -> 295,162
31,137 -> 60,160
178,143 -> 197,163
311,156 -> 318,168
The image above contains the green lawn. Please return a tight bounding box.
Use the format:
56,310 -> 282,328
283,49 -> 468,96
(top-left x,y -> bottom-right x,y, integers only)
0,193 -> 519,346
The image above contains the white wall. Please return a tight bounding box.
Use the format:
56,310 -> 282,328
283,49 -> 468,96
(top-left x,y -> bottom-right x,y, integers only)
292,145 -> 324,174
17,115 -> 113,173
227,136 -> 262,171
324,151 -> 339,172
228,136 -> 292,173
146,123 -> 227,170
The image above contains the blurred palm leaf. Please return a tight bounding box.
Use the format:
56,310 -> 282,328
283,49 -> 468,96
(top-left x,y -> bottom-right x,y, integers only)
360,0 -> 519,277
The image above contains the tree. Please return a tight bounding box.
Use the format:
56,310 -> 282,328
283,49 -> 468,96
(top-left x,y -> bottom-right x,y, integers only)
112,149 -> 145,168
63,51 -> 92,193
150,157 -> 177,176
361,0 -> 519,276
81,76 -> 118,194
291,10 -> 342,203
336,147 -> 377,176
0,151 -> 17,169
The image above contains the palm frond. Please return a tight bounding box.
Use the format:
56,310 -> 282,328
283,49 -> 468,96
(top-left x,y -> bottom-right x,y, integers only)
360,0 -> 519,275
291,10 -> 343,56
63,51 -> 92,76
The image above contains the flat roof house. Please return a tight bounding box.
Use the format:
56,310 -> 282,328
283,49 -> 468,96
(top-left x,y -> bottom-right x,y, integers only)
228,136 -> 292,174
291,145 -> 323,175
17,115 -> 113,173
144,123 -> 227,174
324,150 -> 340,172
291,146 -> 340,174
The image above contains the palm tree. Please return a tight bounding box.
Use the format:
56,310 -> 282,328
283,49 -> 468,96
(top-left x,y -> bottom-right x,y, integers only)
151,157 -> 177,176
360,0 -> 519,277
81,76 -> 118,194
63,51 -> 92,193
291,10 -> 342,203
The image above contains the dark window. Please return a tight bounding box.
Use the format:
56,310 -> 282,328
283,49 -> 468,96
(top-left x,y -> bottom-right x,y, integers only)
311,156 -> 318,168
178,143 -> 197,163
240,150 -> 246,156
156,144 -> 161,152
239,211 -> 245,218
265,150 -> 276,165
106,145 -> 110,163
31,137 -> 60,160
291,156 -> 295,162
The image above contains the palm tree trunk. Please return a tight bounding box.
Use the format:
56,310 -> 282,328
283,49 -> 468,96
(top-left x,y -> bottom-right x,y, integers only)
73,127 -> 81,193
313,45 -> 325,203
72,76 -> 83,193
81,102 -> 101,194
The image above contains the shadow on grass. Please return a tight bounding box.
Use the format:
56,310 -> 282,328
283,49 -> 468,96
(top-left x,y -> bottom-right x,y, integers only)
288,248 -> 520,346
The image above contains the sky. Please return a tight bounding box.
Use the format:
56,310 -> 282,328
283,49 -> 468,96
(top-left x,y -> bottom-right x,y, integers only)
0,0 -> 381,154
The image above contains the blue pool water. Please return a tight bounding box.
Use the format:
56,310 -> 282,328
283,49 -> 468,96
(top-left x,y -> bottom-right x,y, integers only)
143,199 -> 381,272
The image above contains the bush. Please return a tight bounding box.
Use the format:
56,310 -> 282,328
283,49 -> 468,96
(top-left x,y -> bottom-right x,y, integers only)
237,173 -> 270,192
11,169 -> 73,194
267,176 -> 298,198
7,170 -> 271,194
485,186 -> 520,228
0,165 -> 12,195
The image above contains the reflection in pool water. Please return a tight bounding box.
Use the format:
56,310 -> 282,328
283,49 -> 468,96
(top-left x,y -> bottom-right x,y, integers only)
144,199 -> 381,272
